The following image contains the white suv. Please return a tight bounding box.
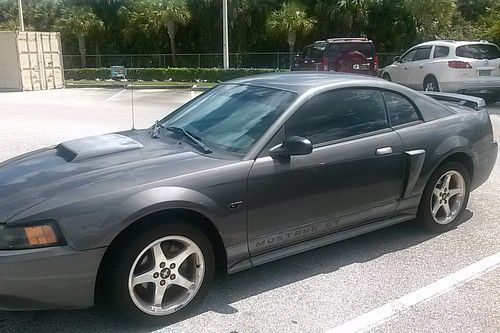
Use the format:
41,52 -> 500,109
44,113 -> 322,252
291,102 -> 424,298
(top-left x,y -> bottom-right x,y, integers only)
381,40 -> 500,104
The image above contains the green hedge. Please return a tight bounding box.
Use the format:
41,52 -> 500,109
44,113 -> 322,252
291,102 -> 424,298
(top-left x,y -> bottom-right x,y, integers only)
64,67 -> 286,82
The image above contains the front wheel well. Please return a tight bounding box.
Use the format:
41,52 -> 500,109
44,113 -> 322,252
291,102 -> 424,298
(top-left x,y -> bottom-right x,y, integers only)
94,208 -> 227,305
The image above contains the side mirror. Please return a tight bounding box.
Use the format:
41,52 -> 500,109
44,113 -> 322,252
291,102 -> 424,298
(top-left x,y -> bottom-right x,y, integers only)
393,56 -> 401,63
269,136 -> 313,158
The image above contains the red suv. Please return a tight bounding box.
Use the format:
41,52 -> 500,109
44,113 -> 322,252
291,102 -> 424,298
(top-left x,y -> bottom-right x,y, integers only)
293,38 -> 379,76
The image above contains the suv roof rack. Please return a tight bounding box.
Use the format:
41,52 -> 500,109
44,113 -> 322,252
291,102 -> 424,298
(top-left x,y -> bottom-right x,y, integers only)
326,37 -> 369,43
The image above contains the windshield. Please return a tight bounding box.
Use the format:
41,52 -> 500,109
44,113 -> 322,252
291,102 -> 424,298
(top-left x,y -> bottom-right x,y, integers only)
161,84 -> 297,155
456,44 -> 500,60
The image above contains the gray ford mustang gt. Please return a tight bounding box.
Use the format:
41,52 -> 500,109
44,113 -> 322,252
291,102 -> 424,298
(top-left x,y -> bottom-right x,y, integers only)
0,72 -> 497,324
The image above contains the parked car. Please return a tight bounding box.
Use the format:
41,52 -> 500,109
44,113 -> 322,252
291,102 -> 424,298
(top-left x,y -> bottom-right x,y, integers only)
0,73 -> 497,325
293,37 -> 379,75
381,40 -> 500,104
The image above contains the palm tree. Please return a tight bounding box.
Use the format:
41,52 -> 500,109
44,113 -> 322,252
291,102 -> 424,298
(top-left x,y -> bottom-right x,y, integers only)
0,19 -> 21,31
137,0 -> 191,66
266,1 -> 316,69
55,6 -> 104,67
316,0 -> 375,36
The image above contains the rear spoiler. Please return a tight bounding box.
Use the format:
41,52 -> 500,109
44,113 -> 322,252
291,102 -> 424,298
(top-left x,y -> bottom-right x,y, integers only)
423,91 -> 486,110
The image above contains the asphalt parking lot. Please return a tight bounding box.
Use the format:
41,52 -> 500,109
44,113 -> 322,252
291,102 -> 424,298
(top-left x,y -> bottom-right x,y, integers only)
0,88 -> 499,333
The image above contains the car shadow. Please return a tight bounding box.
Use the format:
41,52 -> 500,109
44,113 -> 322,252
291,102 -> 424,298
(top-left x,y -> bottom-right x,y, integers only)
0,211 -> 473,333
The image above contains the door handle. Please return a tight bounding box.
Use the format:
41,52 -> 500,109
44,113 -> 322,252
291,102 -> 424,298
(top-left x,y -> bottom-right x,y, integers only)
419,66 -> 424,69
376,147 -> 393,156
404,67 -> 408,70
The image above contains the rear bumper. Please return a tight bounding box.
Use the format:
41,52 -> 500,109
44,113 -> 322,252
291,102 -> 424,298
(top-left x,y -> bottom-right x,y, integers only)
0,246 -> 106,311
471,140 -> 498,191
440,78 -> 500,95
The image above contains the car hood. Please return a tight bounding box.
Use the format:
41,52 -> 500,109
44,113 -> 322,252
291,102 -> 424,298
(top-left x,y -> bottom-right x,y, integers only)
0,129 -> 227,222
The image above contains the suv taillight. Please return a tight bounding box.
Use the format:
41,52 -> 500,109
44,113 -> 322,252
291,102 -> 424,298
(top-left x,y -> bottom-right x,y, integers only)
373,55 -> 379,71
322,57 -> 329,71
448,60 -> 472,69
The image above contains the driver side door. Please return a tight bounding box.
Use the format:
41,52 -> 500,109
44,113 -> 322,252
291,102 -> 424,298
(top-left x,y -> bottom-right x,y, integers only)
392,48 -> 417,86
247,88 -> 406,257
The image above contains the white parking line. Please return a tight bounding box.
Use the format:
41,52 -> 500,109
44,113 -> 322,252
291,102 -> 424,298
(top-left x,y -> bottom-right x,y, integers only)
326,251 -> 500,333
105,88 -> 128,102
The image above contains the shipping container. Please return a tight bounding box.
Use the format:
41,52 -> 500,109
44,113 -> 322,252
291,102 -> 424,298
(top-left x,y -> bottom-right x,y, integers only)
0,31 -> 64,91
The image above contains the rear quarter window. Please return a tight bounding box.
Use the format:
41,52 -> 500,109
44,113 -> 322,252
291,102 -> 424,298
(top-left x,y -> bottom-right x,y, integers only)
383,91 -> 420,126
412,94 -> 456,121
456,44 -> 500,60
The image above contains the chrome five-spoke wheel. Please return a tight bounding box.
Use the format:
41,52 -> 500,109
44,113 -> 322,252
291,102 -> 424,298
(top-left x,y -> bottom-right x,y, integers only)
430,170 -> 466,225
128,235 -> 205,316
418,162 -> 470,232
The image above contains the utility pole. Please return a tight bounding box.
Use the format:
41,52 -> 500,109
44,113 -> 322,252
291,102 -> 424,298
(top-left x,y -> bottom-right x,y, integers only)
222,0 -> 229,69
18,0 -> 25,31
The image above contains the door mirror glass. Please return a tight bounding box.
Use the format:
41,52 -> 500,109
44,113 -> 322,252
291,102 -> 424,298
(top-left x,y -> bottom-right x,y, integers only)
269,136 -> 313,158
393,56 -> 401,63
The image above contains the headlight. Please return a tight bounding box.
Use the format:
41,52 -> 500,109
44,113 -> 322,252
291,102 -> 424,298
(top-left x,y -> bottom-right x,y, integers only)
0,221 -> 64,250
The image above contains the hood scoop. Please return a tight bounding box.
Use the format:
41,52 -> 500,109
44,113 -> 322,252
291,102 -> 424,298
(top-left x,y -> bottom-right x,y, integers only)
56,134 -> 143,162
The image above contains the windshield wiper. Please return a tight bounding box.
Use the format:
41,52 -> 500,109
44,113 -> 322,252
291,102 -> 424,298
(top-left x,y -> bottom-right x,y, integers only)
165,126 -> 213,154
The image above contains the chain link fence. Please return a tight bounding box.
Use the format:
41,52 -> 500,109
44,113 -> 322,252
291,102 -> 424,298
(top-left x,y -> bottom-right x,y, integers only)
63,52 -> 399,69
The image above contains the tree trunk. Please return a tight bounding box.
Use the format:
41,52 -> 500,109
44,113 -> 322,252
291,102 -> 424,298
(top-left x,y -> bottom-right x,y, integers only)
95,44 -> 101,67
78,35 -> 86,68
166,21 -> 177,67
287,30 -> 296,70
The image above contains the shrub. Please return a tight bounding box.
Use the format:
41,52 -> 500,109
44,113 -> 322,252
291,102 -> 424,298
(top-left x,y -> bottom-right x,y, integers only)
64,67 -> 286,82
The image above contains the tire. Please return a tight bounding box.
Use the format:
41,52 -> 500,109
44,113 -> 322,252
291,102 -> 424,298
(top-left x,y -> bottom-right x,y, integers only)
102,221 -> 215,326
423,76 -> 439,92
417,161 -> 470,232
382,72 -> 391,81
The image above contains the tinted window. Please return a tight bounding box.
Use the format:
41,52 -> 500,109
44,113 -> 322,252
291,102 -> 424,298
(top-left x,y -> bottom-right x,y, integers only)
162,85 -> 297,154
383,91 -> 420,126
433,46 -> 449,58
309,47 -> 324,61
328,42 -> 374,59
286,89 -> 388,145
401,49 -> 417,62
456,44 -> 500,60
301,47 -> 311,59
414,46 -> 432,61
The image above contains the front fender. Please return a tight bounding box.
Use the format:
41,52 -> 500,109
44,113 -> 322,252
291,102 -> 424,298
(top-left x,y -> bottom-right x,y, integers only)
102,186 -> 226,243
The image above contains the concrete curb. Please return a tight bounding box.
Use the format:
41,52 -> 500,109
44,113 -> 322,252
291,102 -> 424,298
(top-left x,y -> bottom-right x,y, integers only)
64,84 -> 212,91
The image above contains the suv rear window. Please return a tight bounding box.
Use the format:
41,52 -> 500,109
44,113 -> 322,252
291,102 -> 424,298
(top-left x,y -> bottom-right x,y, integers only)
456,44 -> 500,60
328,42 -> 374,58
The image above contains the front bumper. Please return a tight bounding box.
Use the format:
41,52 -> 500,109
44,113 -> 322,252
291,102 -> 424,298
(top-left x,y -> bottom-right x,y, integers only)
471,140 -> 498,191
0,246 -> 106,311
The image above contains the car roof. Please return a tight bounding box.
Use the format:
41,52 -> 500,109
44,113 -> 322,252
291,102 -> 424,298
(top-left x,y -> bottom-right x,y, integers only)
414,40 -> 496,48
326,37 -> 372,43
225,72 -> 383,94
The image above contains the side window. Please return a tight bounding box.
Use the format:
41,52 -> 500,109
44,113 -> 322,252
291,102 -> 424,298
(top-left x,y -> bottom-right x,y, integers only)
414,46 -> 432,61
286,89 -> 389,145
383,91 -> 420,126
301,47 -> 310,59
433,46 -> 449,58
401,49 -> 417,62
309,48 -> 323,61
